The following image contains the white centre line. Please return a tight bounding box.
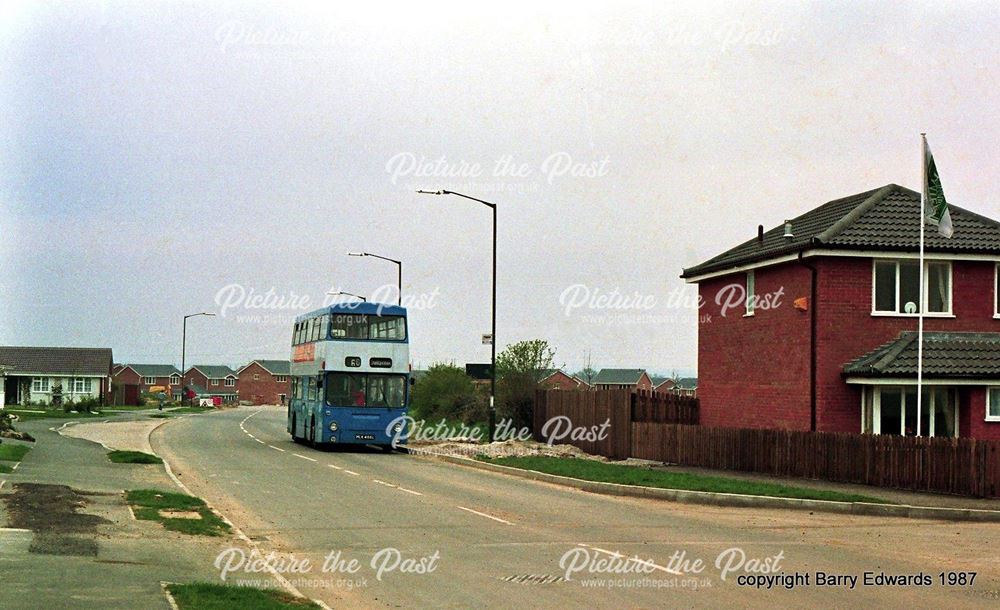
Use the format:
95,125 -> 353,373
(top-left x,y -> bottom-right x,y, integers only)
398,487 -> 423,496
293,453 -> 318,462
342,469 -> 360,476
456,506 -> 513,525
269,445 -> 286,453
254,439 -> 266,445
327,464 -> 343,470
0,480 -> 5,491
578,543 -> 682,576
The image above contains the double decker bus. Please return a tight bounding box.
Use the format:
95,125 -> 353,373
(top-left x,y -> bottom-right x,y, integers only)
288,302 -> 409,449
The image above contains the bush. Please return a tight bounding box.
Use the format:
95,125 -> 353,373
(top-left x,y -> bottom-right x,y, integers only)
409,363 -> 485,424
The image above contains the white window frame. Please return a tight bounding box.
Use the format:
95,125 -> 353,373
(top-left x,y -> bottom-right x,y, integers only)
73,378 -> 92,393
225,377 -> 236,387
995,264 -> 1000,319
276,375 -> 287,383
170,375 -> 180,385
744,271 -> 755,317
253,373 -> 259,381
143,376 -> 156,385
870,386 -> 960,436
988,387 -> 1000,422
211,379 -> 219,386
871,259 -> 953,317
32,377 -> 50,392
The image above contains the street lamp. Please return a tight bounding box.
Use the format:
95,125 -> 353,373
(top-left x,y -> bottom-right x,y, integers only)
182,312 -> 215,384
417,189 -> 497,442
327,290 -> 367,302
348,252 -> 402,306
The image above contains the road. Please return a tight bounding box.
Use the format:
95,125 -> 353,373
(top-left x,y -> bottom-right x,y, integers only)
152,407 -> 1000,608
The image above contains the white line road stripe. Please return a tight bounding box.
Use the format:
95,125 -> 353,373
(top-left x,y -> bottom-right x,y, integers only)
456,506 -> 513,525
11,462 -> 19,471
293,453 -> 318,462
269,445 -> 286,452
398,487 -> 423,496
578,544 -> 683,576
254,439 -> 266,444
372,479 -> 396,487
127,504 -> 137,520
0,480 -> 5,490
327,464 -> 343,470
342,470 -> 360,476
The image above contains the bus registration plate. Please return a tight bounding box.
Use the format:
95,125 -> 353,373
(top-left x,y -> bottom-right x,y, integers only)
356,434 -> 375,441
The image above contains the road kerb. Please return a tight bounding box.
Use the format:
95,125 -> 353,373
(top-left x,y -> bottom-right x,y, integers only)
419,453 -> 1000,523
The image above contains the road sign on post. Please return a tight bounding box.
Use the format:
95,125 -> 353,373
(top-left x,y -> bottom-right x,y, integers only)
482,333 -> 493,345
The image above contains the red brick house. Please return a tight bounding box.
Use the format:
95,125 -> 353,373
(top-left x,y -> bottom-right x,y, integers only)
237,360 -> 290,405
591,368 -> 653,391
113,364 -> 181,395
183,365 -> 239,402
537,369 -> 586,390
682,184 -> 1000,440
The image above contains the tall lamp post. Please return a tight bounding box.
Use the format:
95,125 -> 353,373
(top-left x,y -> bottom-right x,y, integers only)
182,312 -> 215,383
327,291 -> 367,302
417,189 -> 497,442
348,252 -> 402,306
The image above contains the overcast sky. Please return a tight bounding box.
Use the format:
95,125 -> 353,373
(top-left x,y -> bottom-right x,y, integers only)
2,1 -> 998,375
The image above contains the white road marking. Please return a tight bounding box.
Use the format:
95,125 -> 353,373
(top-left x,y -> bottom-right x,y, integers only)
159,582 -> 181,610
456,506 -> 513,525
254,438 -> 266,444
577,543 -> 683,576
269,445 -> 286,453
127,504 -> 137,521
372,479 -> 396,487
342,470 -> 360,476
398,487 -> 423,496
293,453 -> 317,462
0,480 -> 5,490
11,462 -> 19,471
327,464 -> 343,470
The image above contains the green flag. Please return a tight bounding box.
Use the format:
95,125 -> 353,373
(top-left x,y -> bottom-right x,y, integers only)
923,139 -> 954,238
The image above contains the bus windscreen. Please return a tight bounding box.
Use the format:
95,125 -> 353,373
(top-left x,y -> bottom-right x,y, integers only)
325,372 -> 406,408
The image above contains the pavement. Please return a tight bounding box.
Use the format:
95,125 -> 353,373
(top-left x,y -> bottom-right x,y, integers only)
145,406 -> 1000,608
0,412 -> 284,610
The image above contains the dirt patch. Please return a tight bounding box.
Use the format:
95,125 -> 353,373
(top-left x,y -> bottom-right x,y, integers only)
408,438 -> 608,460
159,510 -> 202,520
2,483 -> 112,557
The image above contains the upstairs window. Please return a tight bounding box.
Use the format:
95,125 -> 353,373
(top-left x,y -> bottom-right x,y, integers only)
873,260 -> 951,315
225,377 -> 235,387
745,271 -> 755,317
143,376 -> 156,384
170,375 -> 180,385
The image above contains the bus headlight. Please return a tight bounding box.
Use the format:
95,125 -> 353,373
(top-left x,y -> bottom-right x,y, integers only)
329,421 -> 339,432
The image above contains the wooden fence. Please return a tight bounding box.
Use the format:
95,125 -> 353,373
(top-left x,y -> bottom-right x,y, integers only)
534,389 -> 1000,498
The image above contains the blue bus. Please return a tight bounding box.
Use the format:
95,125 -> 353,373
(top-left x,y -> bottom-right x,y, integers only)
288,302 -> 409,449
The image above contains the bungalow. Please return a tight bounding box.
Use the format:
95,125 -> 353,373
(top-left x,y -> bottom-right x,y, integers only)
591,368 -> 653,391
183,365 -> 239,403
682,183 -> 1000,440
537,369 -> 586,390
237,360 -> 291,405
113,364 -> 182,396
0,346 -> 113,407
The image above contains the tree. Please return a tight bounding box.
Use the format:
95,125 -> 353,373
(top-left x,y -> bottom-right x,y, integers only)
495,339 -> 557,430
409,363 -> 484,424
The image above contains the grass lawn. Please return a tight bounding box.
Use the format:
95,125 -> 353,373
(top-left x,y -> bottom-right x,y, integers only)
481,456 -> 891,504
103,405 -> 157,411
0,443 -> 31,462
6,408 -> 117,421
0,463 -> 11,473
108,450 -> 162,464
167,583 -> 319,609
125,489 -> 231,536
148,413 -> 173,419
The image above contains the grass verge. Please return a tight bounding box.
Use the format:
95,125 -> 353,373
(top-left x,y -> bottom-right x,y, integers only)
166,407 -> 215,414
479,456 -> 891,504
108,450 -> 162,464
0,443 -> 31,462
125,489 -> 231,536
0,463 -> 11,473
167,583 -> 319,609
6,409 -> 116,421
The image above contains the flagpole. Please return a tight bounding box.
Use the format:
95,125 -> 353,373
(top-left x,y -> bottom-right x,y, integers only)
917,133 -> 927,437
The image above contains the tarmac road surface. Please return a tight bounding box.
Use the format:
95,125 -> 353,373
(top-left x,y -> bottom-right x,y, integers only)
152,406 -> 1000,609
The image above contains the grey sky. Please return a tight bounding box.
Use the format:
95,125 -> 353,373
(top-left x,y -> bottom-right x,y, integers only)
2,1 -> 998,374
